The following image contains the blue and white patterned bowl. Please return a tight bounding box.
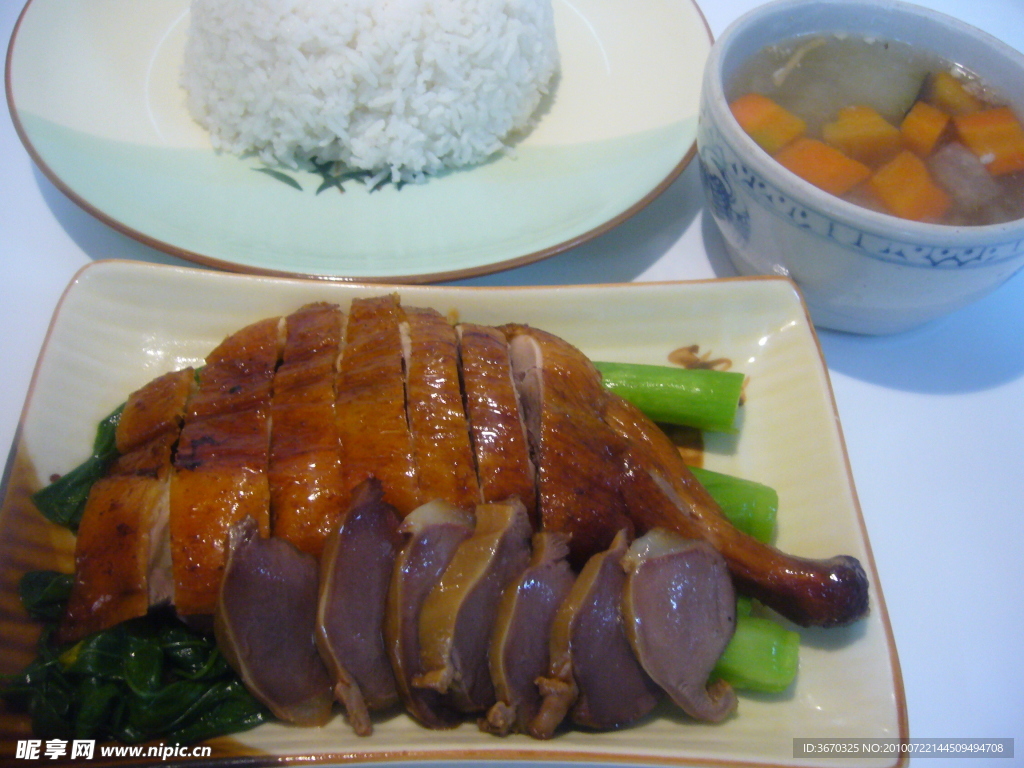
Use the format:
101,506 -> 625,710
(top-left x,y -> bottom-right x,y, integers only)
698,0 -> 1024,334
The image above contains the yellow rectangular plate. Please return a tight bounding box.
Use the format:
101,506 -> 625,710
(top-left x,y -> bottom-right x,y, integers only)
0,260 -> 906,767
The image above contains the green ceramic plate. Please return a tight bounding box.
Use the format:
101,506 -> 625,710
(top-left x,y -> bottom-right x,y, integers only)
6,0 -> 710,281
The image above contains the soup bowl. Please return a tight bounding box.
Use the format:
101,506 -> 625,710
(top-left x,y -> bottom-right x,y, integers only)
697,0 -> 1024,334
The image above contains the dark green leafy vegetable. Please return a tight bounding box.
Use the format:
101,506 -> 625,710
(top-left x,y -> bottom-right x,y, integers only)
31,404 -> 124,532
594,361 -> 744,433
19,570 -> 73,623
1,572 -> 269,744
688,465 -> 778,544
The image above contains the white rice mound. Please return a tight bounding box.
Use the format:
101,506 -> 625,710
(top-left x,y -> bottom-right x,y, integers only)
181,0 -> 559,183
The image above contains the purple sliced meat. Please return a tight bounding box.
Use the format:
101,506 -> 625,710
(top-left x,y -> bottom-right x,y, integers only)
316,478 -> 402,735
415,498 -> 532,714
385,499 -> 475,729
621,529 -> 738,723
531,530 -> 660,738
214,516 -> 334,726
482,531 -> 575,736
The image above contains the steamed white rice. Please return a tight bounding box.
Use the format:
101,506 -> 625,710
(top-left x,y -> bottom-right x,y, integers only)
181,0 -> 559,183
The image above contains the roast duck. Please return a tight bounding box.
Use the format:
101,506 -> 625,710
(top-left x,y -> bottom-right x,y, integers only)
55,295 -> 869,736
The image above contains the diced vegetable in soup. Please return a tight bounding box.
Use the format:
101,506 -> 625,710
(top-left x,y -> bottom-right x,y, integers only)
728,34 -> 1024,225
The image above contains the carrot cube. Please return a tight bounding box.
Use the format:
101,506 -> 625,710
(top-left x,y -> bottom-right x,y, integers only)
730,93 -> 806,154
900,101 -> 951,157
926,71 -> 984,116
773,138 -> 871,197
822,105 -> 903,167
868,150 -> 951,222
953,106 -> 1024,175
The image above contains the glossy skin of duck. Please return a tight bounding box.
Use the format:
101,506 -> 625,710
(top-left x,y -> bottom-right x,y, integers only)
604,394 -> 869,628
59,368 -> 195,643
415,498 -> 532,714
503,325 -> 634,568
504,323 -> 868,629
482,531 -> 575,736
385,499 -> 475,729
269,303 -> 345,557
456,324 -> 536,525
403,307 -> 481,511
215,516 -> 334,727
621,529 -> 737,723
335,296 -> 421,515
316,478 -> 402,736
114,366 -> 196,454
170,317 -> 282,617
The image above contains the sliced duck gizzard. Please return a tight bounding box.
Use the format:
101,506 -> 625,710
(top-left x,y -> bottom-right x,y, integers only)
621,528 -> 738,723
482,531 -> 575,736
531,529 -> 660,739
385,499 -> 475,729
214,516 -> 334,727
415,497 -> 532,714
316,478 -> 402,736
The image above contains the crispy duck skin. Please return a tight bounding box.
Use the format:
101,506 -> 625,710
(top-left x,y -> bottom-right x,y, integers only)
621,530 -> 738,723
530,529 -> 660,739
59,433 -> 177,643
456,324 -> 537,525
316,478 -> 402,736
403,307 -> 481,511
269,303 -> 346,557
415,498 -> 532,714
115,366 -> 196,454
215,516 -> 334,727
170,317 -> 282,617
604,395 -> 869,628
336,295 -> 421,515
482,531 -> 575,736
385,500 -> 475,729
59,368 -> 195,643
503,324 -> 634,568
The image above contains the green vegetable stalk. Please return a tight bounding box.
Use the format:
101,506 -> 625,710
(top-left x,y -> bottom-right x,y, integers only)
688,465 -> 778,545
690,470 -> 796,692
594,361 -> 744,433
714,609 -> 801,693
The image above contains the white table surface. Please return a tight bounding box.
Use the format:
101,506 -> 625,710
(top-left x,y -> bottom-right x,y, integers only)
2,0 -> 1023,765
